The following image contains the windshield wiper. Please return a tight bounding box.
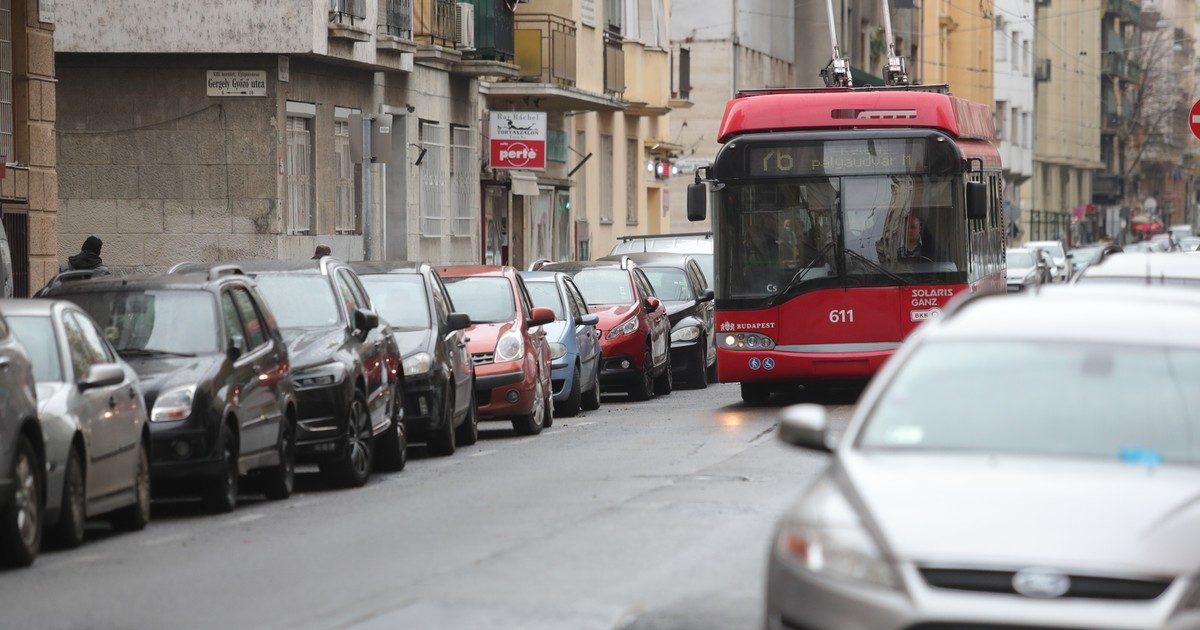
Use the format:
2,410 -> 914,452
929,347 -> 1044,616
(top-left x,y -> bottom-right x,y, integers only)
780,240 -> 836,294
116,348 -> 197,358
843,248 -> 910,285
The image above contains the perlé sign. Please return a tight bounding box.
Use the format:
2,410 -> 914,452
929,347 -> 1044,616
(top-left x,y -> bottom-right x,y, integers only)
206,71 -> 267,97
490,112 -> 547,170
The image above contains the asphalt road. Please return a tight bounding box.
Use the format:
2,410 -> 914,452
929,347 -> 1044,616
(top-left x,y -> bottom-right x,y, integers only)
0,383 -> 858,630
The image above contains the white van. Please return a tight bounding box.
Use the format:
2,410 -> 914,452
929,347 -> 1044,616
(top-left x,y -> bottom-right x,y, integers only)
0,221 -> 11,298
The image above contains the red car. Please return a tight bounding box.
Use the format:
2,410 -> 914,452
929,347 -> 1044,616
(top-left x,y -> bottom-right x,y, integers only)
538,259 -> 672,400
439,266 -> 556,435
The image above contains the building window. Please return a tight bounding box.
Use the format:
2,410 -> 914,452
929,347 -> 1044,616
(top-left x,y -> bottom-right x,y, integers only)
547,129 -> 568,163
383,0 -> 413,39
333,116 -> 361,234
286,116 -> 315,234
994,28 -> 1007,61
1011,33 -> 1020,73
420,121 -> 448,237
1011,107 -> 1020,147
625,138 -> 638,225
994,101 -> 1006,141
582,0 -> 596,27
1023,40 -> 1032,76
449,125 -> 475,237
0,0 -> 13,163
604,0 -> 623,33
1023,112 -> 1031,148
599,134 -> 613,224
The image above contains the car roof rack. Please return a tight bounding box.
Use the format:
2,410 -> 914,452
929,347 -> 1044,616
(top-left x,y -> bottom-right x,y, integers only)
528,258 -> 551,271
167,261 -> 204,274
208,264 -> 245,281
616,231 -> 713,241
32,269 -> 101,297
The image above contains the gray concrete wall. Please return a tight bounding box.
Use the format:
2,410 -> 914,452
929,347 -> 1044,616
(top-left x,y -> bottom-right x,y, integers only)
672,0 -> 793,62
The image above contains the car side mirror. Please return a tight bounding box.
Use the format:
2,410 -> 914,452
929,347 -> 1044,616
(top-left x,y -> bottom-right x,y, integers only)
354,308 -> 380,334
698,288 -> 715,303
79,363 -> 125,390
528,306 -> 556,327
579,313 -> 599,327
966,181 -> 987,220
687,182 -> 707,222
227,335 -> 246,361
446,312 -> 471,332
778,404 -> 834,453
643,296 -> 661,312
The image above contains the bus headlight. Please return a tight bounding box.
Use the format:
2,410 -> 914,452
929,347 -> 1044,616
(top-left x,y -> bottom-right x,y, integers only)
718,332 -> 775,350
671,325 -> 701,343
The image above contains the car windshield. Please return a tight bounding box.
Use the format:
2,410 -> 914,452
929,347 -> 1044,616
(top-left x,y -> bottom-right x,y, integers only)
570,269 -> 635,305
69,290 -> 218,355
254,274 -> 342,328
525,281 -> 565,319
859,340 -> 1200,463
7,316 -> 62,382
359,275 -> 430,329
641,267 -> 693,301
442,277 -> 516,324
1007,251 -> 1034,268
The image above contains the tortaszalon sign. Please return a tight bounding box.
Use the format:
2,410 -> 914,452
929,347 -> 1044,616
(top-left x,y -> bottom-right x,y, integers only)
206,71 -> 267,97
490,112 -> 547,170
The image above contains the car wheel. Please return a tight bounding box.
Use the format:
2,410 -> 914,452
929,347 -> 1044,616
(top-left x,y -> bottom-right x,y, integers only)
111,439 -> 151,532
555,364 -> 582,418
687,343 -> 709,390
628,348 -> 654,401
322,390 -> 373,488
51,445 -> 86,548
740,382 -> 772,404
706,360 -> 718,383
581,365 -> 602,411
428,387 -> 457,457
456,388 -> 480,446
1,436 -> 43,567
201,429 -> 239,513
653,350 -> 674,396
512,379 -> 545,436
261,416 -> 296,499
375,384 -> 408,472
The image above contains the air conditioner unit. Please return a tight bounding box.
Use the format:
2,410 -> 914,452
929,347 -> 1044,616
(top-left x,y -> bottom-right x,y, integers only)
1035,59 -> 1052,82
456,3 -> 476,51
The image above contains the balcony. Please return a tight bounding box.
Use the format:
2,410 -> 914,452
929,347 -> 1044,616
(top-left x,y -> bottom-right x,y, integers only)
603,32 -> 625,96
453,0 -> 520,77
1104,0 -> 1141,24
377,0 -> 418,55
330,0 -> 372,42
413,0 -> 461,64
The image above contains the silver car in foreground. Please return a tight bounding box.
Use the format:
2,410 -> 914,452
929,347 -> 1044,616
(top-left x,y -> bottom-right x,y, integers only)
767,286 -> 1200,630
0,300 -> 150,548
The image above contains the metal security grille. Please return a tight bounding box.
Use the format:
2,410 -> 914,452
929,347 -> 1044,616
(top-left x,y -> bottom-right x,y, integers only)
449,125 -> 475,237
330,0 -> 366,19
1,208 -> 27,297
334,120 -> 359,233
420,121 -> 448,236
599,134 -> 613,223
625,139 -> 638,225
0,0 -> 12,163
286,117 -> 314,235
385,0 -> 413,38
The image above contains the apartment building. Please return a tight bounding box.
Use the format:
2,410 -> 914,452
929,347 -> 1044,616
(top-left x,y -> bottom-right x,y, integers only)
993,0 -> 1036,235
919,0 -> 994,104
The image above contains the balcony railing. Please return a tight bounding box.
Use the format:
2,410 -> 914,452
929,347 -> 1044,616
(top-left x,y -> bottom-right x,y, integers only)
383,0 -> 413,39
1104,0 -> 1140,23
414,0 -> 457,48
514,13 -> 577,85
331,0 -> 366,20
462,0 -> 515,61
603,32 -> 625,96
1102,53 -> 1141,80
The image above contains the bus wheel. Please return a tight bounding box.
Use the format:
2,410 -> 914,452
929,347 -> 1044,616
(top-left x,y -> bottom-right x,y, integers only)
740,383 -> 772,404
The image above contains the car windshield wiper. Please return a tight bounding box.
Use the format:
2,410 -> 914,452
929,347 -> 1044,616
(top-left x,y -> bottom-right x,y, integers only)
116,348 -> 197,358
843,248 -> 910,285
780,240 -> 836,294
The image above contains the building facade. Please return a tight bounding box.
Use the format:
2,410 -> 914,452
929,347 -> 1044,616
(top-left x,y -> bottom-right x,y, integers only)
919,0 -> 994,104
55,0 -> 517,273
993,0 -> 1036,236
1,0 -> 57,296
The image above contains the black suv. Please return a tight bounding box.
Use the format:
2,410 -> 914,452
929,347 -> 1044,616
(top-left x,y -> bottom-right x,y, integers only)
234,258 -> 406,487
0,310 -> 43,566
44,267 -> 298,513
350,262 -> 477,456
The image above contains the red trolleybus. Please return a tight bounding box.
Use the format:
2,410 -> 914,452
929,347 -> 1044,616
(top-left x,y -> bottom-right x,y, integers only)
686,86 -> 1006,403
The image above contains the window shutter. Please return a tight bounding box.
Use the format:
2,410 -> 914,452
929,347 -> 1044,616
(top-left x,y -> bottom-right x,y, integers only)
582,0 -> 596,26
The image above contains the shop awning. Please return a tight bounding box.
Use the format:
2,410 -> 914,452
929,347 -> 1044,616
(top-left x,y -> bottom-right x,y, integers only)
509,171 -> 541,196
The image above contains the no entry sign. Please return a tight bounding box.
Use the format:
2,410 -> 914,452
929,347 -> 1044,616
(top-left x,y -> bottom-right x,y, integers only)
490,112 -> 547,170
1191,99 -> 1200,140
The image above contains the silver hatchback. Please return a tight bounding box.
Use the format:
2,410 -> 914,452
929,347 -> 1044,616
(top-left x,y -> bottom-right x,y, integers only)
767,286 -> 1200,630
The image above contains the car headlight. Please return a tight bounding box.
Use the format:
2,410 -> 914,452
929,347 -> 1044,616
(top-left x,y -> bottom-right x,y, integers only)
605,316 -> 639,340
775,478 -> 899,590
671,325 -> 701,343
402,352 -> 433,376
718,332 -> 775,350
293,362 -> 348,389
495,330 -> 525,362
549,342 -> 568,361
151,385 -> 196,423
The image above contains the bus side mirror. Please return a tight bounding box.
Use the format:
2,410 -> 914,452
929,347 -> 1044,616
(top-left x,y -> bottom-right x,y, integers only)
966,181 -> 987,220
687,182 -> 707,222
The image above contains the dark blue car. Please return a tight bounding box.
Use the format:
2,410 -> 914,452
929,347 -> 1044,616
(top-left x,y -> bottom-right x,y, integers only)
518,271 -> 601,417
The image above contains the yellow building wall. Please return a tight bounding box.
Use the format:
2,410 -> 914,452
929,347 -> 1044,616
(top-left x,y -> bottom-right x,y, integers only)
920,0 -> 994,104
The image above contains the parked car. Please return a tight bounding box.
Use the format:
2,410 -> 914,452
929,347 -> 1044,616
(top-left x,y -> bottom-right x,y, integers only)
0,220 -> 12,298
518,270 -> 602,417
44,267 -> 299,511
351,262 -> 477,456
0,310 -> 43,566
1168,223 -> 1194,241
597,252 -> 716,388
234,258 -> 406,486
2,299 -> 150,548
609,231 -> 714,286
1129,240 -> 1166,253
1004,248 -> 1048,292
439,266 -> 555,435
1024,239 -> 1069,281
1073,251 -> 1200,288
1066,245 -> 1102,275
538,259 -> 673,401
1150,232 -> 1179,252
1181,236 -> 1200,252
768,285 -> 1200,629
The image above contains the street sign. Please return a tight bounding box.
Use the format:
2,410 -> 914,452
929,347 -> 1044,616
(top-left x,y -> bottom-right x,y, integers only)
1190,99 -> 1200,140
490,112 -> 547,170
206,71 -> 267,97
